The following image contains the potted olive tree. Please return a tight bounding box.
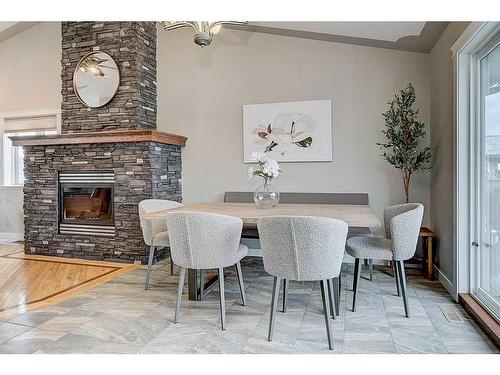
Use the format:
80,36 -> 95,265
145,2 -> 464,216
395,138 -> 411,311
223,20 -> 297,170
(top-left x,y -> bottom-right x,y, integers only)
378,83 -> 432,203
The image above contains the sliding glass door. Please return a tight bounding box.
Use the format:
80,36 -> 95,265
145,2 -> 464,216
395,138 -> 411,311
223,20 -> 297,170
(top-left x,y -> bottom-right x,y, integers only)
474,33 -> 500,320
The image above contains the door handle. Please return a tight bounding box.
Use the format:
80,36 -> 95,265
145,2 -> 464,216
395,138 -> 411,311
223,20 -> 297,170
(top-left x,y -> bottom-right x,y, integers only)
472,242 -> 479,247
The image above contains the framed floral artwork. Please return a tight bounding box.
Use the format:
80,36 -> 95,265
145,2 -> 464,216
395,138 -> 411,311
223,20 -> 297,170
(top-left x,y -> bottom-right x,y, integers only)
243,99 -> 333,163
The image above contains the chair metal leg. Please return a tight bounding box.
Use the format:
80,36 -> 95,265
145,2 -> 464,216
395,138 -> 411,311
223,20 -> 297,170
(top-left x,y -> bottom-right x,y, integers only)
174,267 -> 186,323
393,260 -> 401,297
170,255 -> 174,275
282,279 -> 288,313
396,261 -> 410,318
268,276 -> 280,341
320,280 -> 334,350
218,268 -> 226,330
199,269 -> 205,301
327,279 -> 336,319
235,261 -> 246,306
352,258 -> 362,312
145,244 -> 156,290
332,277 -> 340,317
368,259 -> 373,281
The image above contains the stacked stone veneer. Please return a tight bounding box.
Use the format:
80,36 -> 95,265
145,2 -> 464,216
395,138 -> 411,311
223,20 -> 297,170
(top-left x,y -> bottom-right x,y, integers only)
22,22 -> 183,263
61,21 -> 157,133
24,142 -> 181,263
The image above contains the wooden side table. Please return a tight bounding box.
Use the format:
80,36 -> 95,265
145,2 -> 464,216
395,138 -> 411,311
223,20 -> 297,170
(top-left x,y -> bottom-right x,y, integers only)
420,227 -> 436,280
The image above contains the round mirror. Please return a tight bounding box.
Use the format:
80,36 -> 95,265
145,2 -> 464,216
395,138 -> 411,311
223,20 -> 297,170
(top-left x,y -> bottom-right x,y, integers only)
73,52 -> 120,108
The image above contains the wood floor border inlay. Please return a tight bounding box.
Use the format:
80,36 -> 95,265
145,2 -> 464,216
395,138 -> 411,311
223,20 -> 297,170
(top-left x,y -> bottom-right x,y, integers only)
0,243 -> 138,321
0,268 -> 120,313
2,252 -> 122,269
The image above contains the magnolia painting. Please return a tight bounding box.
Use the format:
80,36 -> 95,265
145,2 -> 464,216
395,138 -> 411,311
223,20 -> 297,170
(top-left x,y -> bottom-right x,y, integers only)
243,99 -> 332,163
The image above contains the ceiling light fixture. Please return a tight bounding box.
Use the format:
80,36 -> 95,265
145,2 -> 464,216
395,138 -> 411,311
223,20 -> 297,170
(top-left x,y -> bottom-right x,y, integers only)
78,55 -> 117,77
163,21 -> 248,47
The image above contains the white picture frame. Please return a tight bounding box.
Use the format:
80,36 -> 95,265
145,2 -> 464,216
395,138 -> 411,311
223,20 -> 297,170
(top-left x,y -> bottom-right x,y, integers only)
243,99 -> 333,163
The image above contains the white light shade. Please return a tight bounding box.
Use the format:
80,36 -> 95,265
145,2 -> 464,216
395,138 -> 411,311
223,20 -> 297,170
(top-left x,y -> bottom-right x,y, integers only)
211,24 -> 222,34
163,21 -> 248,47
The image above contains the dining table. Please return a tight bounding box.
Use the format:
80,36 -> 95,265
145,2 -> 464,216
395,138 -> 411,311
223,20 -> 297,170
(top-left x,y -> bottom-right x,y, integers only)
143,202 -> 381,300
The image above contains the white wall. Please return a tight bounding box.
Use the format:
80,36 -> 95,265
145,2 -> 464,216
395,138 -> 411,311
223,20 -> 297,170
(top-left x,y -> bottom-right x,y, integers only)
0,187 -> 23,240
0,22 -> 61,112
429,22 -> 470,283
157,27 -> 431,226
0,22 -> 61,238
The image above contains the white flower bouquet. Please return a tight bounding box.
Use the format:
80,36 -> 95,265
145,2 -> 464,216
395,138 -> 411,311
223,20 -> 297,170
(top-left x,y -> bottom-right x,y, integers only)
248,152 -> 281,191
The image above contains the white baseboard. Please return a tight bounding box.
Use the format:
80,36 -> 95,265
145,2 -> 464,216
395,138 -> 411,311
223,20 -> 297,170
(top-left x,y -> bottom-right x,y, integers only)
433,265 -> 458,301
0,232 -> 23,241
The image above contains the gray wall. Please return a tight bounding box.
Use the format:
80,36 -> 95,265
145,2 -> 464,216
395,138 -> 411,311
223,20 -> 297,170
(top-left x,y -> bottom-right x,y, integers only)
429,22 -> 470,282
157,26 -> 432,226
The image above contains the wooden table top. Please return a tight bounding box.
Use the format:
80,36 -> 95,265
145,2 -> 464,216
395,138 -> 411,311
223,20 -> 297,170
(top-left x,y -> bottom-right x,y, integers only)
143,202 -> 381,229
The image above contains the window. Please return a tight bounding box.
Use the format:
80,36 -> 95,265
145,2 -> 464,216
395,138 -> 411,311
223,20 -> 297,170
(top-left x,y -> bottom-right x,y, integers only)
473,35 -> 500,320
0,110 -> 59,186
453,21 -> 500,320
2,129 -> 56,186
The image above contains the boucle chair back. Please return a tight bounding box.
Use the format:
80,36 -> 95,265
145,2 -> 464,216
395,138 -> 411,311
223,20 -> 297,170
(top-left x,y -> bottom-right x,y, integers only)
383,203 -> 424,260
258,216 -> 348,281
166,212 -> 244,269
139,199 -> 183,245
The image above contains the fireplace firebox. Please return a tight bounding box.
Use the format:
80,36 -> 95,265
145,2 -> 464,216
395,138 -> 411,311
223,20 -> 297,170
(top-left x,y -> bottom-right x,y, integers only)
58,172 -> 115,237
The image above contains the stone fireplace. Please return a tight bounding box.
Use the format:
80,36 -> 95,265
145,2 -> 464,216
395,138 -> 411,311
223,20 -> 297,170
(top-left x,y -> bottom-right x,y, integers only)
10,22 -> 187,263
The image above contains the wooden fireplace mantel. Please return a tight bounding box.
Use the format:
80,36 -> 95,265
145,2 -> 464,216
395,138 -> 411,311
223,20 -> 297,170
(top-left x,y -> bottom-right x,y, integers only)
10,130 -> 187,147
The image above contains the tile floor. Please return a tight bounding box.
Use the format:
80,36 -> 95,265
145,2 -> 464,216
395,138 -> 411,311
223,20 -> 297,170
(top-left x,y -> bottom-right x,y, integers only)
0,257 -> 497,354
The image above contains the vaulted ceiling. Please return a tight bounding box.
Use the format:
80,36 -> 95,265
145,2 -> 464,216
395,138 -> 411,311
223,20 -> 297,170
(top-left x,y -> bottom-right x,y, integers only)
251,22 -> 427,42
243,22 -> 448,53
0,21 -> 38,43
1,21 -> 448,53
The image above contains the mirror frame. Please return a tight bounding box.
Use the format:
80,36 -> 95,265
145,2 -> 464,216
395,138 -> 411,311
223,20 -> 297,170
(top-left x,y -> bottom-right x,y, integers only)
73,51 -> 120,108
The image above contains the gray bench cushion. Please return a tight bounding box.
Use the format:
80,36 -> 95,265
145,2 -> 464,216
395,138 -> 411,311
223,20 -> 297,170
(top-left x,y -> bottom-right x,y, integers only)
224,192 -> 369,205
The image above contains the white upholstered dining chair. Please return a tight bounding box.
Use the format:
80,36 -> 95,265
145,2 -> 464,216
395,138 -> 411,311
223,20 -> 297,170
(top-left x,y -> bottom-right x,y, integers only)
139,199 -> 183,290
258,216 -> 348,350
223,191 -> 375,316
166,212 -> 248,330
346,203 -> 424,317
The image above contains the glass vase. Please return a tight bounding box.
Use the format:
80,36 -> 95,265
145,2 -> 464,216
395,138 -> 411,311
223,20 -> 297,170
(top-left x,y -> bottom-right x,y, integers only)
253,181 -> 280,209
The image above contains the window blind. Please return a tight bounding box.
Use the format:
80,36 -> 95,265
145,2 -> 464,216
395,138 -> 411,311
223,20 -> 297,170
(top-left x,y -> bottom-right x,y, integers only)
4,114 -> 57,132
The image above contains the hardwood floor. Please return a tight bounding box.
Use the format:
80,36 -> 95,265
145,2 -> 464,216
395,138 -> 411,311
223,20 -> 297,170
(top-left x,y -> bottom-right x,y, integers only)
0,241 -> 137,320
